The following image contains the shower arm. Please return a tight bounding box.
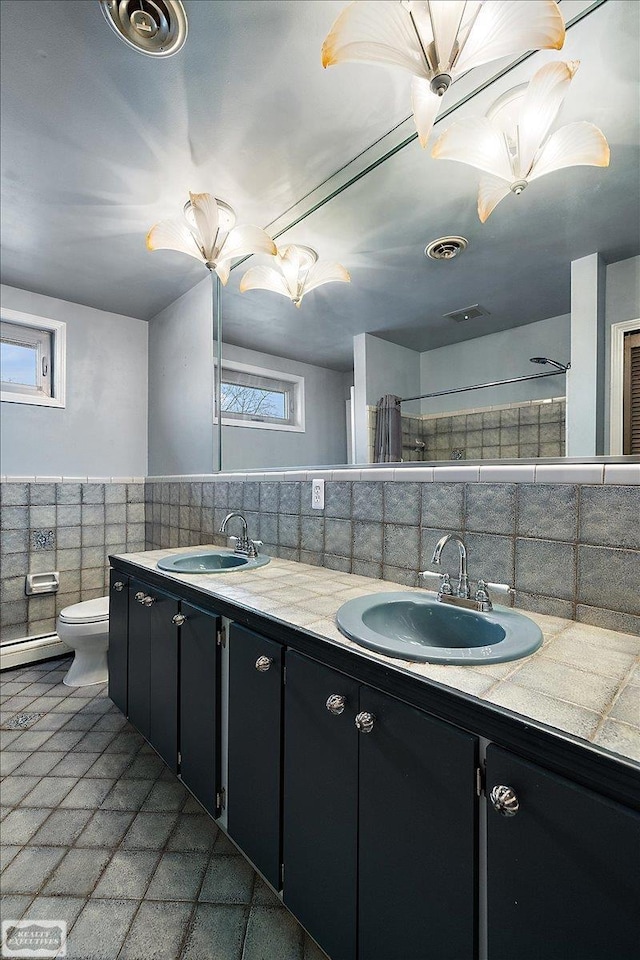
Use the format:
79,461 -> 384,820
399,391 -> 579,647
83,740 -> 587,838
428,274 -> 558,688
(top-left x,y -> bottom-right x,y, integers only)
399,365 -> 569,405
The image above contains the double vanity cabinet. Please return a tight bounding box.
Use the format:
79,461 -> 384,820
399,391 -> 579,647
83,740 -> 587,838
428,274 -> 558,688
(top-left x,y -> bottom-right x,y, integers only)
108,560 -> 640,960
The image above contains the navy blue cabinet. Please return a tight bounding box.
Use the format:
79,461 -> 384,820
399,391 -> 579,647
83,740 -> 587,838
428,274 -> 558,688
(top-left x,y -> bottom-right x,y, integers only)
179,602 -> 222,818
125,579 -> 179,771
487,744 -> 640,960
228,624 -> 283,889
283,651 -> 478,960
107,571 -> 128,715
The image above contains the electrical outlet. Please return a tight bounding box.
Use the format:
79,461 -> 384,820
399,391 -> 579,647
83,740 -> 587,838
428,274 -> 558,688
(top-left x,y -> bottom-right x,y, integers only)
312,478 -> 325,510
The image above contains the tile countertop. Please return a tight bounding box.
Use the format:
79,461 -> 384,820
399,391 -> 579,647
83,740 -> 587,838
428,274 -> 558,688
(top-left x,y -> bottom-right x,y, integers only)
113,546 -> 640,769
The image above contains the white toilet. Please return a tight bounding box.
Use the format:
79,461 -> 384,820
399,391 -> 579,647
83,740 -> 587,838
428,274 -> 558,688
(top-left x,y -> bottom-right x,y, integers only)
57,596 -> 110,687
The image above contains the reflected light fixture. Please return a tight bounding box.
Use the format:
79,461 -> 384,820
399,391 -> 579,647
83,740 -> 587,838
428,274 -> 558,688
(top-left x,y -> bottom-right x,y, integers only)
431,60 -> 610,222
240,244 -> 351,307
322,0 -> 565,147
147,192 -> 276,469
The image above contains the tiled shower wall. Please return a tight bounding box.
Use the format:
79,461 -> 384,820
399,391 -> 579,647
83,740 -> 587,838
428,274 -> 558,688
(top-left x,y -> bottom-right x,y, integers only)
368,398 -> 566,462
145,478 -> 640,635
0,482 -> 145,641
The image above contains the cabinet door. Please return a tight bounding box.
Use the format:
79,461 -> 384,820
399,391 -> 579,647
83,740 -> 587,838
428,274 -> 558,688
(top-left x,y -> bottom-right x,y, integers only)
358,687 -> 477,960
228,624 -> 283,890
180,602 -> 221,818
127,579 -> 151,738
487,744 -> 640,960
107,572 -> 128,714
283,651 -> 360,960
148,590 -> 180,773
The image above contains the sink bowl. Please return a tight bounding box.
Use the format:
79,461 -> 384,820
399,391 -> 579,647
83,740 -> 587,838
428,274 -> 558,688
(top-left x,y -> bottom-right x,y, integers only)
157,550 -> 270,574
336,592 -> 542,665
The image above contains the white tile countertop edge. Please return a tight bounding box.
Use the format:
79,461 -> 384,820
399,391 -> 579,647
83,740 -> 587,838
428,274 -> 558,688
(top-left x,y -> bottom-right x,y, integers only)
4,462 -> 639,486
112,547 -> 640,768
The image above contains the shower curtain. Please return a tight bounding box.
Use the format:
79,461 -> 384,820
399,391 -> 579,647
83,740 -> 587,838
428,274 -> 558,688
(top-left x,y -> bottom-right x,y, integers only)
373,395 -> 402,462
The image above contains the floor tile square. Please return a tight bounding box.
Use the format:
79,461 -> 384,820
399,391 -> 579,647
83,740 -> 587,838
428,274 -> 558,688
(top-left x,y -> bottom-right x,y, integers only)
60,778 -> 116,809
199,856 -> 255,904
75,810 -> 136,848
121,811 -> 179,850
65,898 -> 138,960
140,780 -> 188,812
181,903 -> 248,960
118,899 -> 193,960
30,807 -> 94,846
99,779 -> 155,811
167,814 -> 219,853
43,847 -> 111,896
0,775 -> 42,806
242,905 -> 304,960
92,850 -> 160,899
1,807 -> 52,844
145,851 -> 208,902
11,752 -> 66,776
49,752 -> 101,777
0,846 -> 66,894
21,776 -> 78,807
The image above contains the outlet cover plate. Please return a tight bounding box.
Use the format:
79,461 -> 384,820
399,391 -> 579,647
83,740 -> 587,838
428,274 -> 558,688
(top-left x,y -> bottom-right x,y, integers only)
312,478 -> 325,510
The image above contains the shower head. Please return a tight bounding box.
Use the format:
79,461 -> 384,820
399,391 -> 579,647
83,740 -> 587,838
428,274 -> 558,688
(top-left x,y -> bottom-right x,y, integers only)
529,357 -> 570,373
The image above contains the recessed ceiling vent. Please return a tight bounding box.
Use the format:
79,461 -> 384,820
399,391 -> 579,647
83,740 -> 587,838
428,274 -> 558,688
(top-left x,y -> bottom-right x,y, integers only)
425,236 -> 468,261
444,304 -> 490,323
99,0 -> 188,58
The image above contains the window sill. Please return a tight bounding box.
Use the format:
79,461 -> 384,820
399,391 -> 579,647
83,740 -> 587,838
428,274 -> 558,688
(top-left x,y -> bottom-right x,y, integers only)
1,391 -> 65,408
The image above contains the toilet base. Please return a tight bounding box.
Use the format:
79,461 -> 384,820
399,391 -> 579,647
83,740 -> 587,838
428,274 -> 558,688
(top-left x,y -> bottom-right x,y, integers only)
63,649 -> 108,687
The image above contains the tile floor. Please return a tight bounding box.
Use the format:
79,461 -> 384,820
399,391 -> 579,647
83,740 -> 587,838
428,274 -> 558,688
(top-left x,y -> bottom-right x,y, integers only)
0,656 -> 327,960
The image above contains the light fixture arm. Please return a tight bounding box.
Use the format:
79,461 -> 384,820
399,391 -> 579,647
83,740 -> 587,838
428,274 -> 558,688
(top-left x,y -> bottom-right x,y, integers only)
212,268 -> 223,472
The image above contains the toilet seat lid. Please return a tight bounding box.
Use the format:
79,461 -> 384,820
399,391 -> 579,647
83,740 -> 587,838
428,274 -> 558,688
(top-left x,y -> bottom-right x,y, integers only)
59,595 -> 109,624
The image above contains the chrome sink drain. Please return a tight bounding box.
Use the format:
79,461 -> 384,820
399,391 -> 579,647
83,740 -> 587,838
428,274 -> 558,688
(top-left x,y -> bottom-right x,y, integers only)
99,0 -> 188,57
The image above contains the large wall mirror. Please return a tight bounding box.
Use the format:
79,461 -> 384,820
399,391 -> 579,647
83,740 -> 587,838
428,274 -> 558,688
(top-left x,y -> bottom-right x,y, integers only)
151,0 -> 640,475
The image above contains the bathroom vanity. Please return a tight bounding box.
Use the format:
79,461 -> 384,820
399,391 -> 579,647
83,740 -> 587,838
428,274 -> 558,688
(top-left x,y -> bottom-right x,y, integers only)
108,548 -> 640,960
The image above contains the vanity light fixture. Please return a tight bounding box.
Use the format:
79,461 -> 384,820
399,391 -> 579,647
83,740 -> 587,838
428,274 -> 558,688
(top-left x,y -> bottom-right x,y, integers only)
239,243 -> 350,307
322,0 -> 565,147
431,60 -> 610,222
146,192 -> 276,469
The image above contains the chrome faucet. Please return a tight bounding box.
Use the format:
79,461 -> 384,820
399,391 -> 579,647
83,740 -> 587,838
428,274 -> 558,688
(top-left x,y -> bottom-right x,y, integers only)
419,533 -> 515,612
219,512 -> 261,559
431,533 -> 470,599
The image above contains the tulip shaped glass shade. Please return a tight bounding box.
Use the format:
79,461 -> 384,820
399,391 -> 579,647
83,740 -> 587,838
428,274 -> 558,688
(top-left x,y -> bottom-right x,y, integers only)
431,60 -> 610,221
322,0 -> 565,146
240,243 -> 350,307
146,191 -> 276,283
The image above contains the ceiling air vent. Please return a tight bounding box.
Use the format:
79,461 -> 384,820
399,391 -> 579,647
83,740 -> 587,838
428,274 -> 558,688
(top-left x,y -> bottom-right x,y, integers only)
444,304 -> 490,323
425,236 -> 468,261
99,0 -> 188,58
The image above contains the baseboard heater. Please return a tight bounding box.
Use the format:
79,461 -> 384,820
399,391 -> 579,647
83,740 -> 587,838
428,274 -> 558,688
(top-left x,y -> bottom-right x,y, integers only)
0,633 -> 70,671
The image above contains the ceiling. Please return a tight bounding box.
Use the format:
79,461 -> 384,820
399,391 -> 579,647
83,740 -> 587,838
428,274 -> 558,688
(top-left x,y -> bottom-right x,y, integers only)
1,0 -> 639,370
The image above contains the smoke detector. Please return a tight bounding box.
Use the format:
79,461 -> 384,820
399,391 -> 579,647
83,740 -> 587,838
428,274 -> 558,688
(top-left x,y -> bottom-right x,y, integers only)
425,236 -> 468,261
444,304 -> 490,323
99,0 -> 188,57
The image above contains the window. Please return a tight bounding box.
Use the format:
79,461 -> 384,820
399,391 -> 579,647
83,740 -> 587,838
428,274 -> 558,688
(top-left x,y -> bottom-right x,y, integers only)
215,360 -> 305,431
1,309 -> 66,408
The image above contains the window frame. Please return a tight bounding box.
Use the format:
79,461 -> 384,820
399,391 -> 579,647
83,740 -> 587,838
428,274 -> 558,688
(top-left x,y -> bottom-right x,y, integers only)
1,308 -> 66,408
214,359 -> 305,433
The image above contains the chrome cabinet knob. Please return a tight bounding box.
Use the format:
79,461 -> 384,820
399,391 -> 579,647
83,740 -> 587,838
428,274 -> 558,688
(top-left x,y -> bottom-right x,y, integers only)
326,694 -> 346,715
490,785 -> 520,817
172,613 -> 187,626
113,581 -> 125,592
134,591 -> 146,604
355,711 -> 375,734
255,656 -> 273,672
142,595 -> 156,607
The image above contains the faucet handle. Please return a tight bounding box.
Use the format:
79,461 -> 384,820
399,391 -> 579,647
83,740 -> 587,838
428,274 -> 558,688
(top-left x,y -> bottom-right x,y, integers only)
419,571 -> 453,595
476,579 -> 515,604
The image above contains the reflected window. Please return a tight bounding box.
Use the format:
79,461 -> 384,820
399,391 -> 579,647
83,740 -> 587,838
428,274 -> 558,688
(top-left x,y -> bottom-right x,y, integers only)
215,361 -> 304,432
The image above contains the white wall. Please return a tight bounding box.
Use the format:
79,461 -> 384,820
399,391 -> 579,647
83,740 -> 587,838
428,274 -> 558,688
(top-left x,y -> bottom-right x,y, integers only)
148,277 -> 348,474
1,284 -> 148,477
419,314 -> 571,415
